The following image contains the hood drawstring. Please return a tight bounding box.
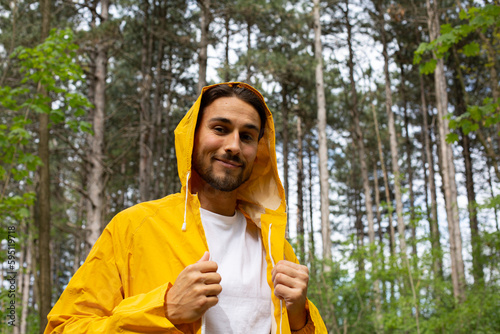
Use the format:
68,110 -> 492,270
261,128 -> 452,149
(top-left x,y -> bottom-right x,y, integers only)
268,223 -> 283,334
201,253 -> 212,334
182,171 -> 190,232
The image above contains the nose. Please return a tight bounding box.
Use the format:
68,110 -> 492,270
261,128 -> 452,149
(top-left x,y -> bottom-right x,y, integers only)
224,131 -> 241,155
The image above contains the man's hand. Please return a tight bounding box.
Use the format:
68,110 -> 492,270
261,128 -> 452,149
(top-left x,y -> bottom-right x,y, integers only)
165,251 -> 222,324
272,260 -> 309,331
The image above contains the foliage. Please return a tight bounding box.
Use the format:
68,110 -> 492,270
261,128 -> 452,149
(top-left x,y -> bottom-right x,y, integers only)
447,97 -> 500,143
413,4 -> 500,73
413,4 -> 500,143
0,28 -> 92,226
0,27 -> 91,332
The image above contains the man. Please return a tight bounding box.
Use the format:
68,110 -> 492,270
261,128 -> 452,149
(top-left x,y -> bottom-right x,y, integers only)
45,82 -> 327,333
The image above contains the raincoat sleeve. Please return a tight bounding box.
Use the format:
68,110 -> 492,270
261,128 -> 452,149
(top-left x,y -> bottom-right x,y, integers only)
284,240 -> 328,334
45,225 -> 181,334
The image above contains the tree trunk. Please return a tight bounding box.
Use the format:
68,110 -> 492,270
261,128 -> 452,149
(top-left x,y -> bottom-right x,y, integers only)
371,104 -> 395,256
377,0 -> 419,329
313,0 -> 332,265
307,135 -> 316,275
246,20 -> 252,82
371,102 -> 396,303
419,73 -> 443,280
426,0 -> 465,302
296,115 -> 305,263
86,0 -> 109,250
38,0 -> 52,330
450,49 -> 484,283
486,157 -> 499,232
373,163 -> 387,300
281,83 -> 289,238
152,0 -> 166,200
20,236 -> 32,334
198,0 -> 210,93
139,0 -> 153,202
345,1 -> 382,328
224,13 -> 230,82
400,62 -> 417,259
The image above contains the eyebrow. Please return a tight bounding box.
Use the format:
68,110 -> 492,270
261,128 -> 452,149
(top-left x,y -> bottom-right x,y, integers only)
209,117 -> 260,133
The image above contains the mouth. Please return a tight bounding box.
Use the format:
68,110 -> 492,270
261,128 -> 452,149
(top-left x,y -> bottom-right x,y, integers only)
214,157 -> 243,168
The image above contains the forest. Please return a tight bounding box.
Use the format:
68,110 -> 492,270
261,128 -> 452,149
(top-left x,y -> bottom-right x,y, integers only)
0,0 -> 499,332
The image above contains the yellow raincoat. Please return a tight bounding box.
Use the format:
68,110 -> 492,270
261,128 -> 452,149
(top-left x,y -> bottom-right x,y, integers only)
45,82 -> 327,333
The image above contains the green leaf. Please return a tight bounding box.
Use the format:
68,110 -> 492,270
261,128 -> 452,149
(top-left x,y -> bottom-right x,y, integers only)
420,59 -> 437,75
462,42 -> 480,57
441,23 -> 453,34
459,9 -> 468,20
50,109 -> 65,124
446,133 -> 459,144
470,106 -> 482,121
79,121 -> 93,134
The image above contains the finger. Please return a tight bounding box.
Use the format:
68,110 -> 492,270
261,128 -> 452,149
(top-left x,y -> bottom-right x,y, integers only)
197,251 -> 210,263
196,260 -> 218,273
202,283 -> 223,297
202,272 -> 222,284
204,295 -> 219,309
273,272 -> 307,290
273,283 -> 301,301
276,260 -> 309,274
273,261 -> 308,282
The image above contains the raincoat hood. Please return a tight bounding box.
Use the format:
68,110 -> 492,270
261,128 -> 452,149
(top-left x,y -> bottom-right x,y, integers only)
174,82 -> 287,227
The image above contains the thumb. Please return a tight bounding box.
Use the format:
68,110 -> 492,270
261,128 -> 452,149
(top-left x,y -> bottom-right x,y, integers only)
197,251 -> 210,263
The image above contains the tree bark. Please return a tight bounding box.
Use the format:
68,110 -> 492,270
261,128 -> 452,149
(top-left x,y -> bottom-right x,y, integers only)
307,135 -> 316,275
245,20 -> 252,82
152,0 -> 166,200
281,83 -> 289,238
224,13 -> 230,82
296,115 -> 305,263
313,0 -> 332,265
20,239 -> 32,334
486,156 -> 499,232
419,73 -> 443,280
450,49 -> 484,283
400,62 -> 417,258
345,1 -> 381,328
139,0 -> 153,202
86,0 -> 109,250
198,0 -> 210,93
376,0 -> 419,328
373,163 -> 387,300
38,0 -> 52,330
371,104 -> 395,256
426,0 -> 466,302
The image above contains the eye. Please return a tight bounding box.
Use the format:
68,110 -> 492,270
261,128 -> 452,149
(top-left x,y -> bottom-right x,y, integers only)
213,126 -> 227,134
241,133 -> 256,142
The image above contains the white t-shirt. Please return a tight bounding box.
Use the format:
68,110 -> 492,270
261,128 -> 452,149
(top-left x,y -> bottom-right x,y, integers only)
199,208 -> 272,334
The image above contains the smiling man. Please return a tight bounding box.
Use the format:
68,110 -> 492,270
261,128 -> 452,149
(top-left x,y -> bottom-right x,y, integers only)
45,82 -> 327,334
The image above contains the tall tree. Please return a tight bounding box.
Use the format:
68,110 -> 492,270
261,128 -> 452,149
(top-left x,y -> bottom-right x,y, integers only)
373,0 -> 420,329
450,46 -> 484,283
139,0 -> 153,202
37,0 -> 52,330
425,0 -> 465,302
419,73 -> 443,279
198,0 -> 210,92
313,0 -> 332,264
86,0 -> 110,250
296,114 -> 305,263
344,0 -> 382,329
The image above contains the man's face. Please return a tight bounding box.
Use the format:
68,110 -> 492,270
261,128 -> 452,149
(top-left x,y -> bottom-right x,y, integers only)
192,96 -> 261,192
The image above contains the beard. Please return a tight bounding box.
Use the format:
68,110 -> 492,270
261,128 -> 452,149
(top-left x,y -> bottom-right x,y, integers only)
192,152 -> 251,192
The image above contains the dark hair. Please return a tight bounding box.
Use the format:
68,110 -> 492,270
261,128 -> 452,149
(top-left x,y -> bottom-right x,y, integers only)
197,84 -> 267,140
